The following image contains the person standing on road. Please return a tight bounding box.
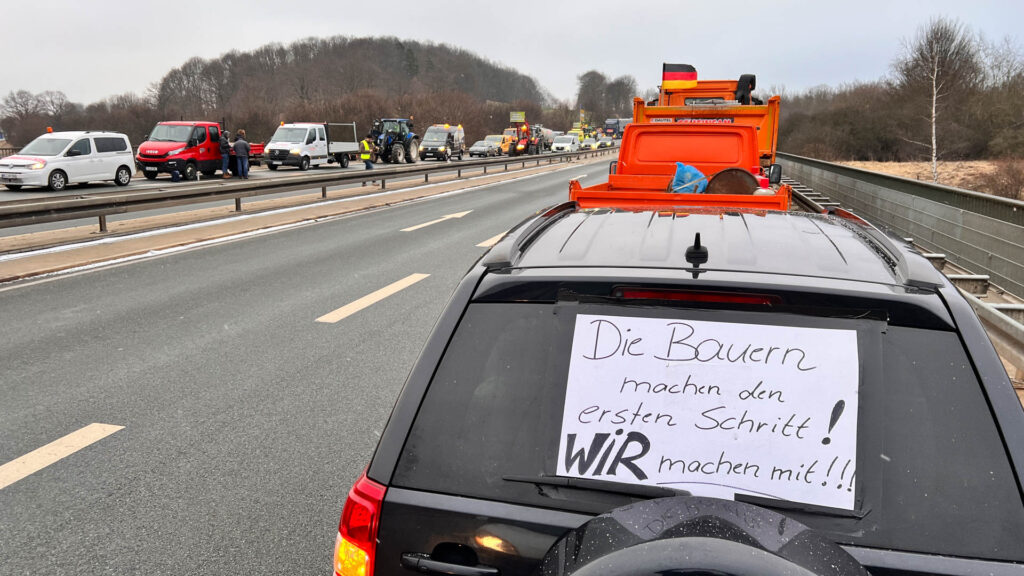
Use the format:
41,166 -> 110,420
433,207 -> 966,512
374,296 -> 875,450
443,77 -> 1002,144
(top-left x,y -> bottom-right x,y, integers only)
219,128 -> 232,178
360,133 -> 375,170
233,130 -> 250,179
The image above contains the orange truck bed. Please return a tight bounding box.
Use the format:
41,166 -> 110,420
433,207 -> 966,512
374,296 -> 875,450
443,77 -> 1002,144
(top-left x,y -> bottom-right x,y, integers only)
569,122 -> 790,211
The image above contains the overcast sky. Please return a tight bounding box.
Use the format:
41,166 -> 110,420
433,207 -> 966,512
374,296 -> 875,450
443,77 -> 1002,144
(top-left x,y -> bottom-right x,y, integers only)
2,0 -> 1021,106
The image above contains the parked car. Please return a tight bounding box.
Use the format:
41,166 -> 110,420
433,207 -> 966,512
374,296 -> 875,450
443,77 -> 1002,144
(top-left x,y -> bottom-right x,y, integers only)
332,200 -> 1024,575
0,131 -> 134,191
551,134 -> 580,153
580,137 -> 598,151
419,124 -> 466,161
468,140 -> 499,157
484,134 -> 512,155
597,136 -> 614,148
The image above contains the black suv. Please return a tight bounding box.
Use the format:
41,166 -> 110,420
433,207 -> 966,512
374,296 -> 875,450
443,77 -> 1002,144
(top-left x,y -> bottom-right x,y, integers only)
333,203 -> 1024,576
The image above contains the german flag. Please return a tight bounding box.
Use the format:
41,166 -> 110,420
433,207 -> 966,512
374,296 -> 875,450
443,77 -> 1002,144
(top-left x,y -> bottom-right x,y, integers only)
662,63 -> 697,89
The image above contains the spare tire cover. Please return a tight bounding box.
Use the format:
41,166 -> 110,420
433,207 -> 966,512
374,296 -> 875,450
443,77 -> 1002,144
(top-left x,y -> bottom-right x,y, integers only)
538,496 -> 867,576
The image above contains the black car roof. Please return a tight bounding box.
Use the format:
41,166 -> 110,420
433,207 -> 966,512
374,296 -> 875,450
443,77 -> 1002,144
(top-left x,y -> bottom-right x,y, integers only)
485,205 -> 945,290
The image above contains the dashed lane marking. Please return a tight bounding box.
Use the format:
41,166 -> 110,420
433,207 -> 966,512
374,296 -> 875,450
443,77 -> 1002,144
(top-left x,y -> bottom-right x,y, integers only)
477,232 -> 507,248
0,423 -> 124,491
315,273 -> 430,323
400,211 -> 472,232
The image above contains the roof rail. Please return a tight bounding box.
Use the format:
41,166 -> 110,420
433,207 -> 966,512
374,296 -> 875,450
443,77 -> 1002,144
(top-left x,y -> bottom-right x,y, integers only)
827,207 -> 943,289
481,202 -> 578,270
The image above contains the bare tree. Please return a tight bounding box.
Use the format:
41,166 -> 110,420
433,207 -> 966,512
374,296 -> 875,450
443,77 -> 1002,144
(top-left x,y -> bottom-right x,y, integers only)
1,90 -> 43,120
893,17 -> 982,182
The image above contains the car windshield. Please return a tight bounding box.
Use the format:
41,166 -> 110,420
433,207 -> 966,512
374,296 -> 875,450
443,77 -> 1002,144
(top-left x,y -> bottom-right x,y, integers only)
19,137 -> 71,156
148,124 -> 193,142
472,141 -> 488,147
270,127 -> 309,143
485,135 -> 503,143
423,127 -> 449,142
583,139 -> 596,144
554,136 -> 574,143
381,121 -> 400,133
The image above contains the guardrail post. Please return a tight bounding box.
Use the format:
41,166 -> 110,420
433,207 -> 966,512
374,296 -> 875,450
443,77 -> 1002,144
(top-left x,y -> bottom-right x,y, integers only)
483,166 -> 487,174
458,169 -> 462,178
381,179 -> 386,190
235,198 -> 242,212
424,174 -> 429,183
322,186 -> 328,199
98,215 -> 107,233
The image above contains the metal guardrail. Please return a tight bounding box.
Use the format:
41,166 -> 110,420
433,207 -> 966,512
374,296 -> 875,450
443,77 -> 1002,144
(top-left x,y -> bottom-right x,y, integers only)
777,152 -> 1024,299
0,147 -> 617,233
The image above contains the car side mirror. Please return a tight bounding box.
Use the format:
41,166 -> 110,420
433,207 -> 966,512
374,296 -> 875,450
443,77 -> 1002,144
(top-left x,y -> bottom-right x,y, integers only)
66,149 -> 82,157
768,163 -> 782,185
143,134 -> 149,141
187,138 -> 198,148
306,137 -> 315,145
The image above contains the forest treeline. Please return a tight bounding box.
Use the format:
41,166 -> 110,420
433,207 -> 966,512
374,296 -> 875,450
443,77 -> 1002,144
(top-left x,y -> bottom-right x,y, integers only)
2,22 -> 1023,198
0,36 -> 582,146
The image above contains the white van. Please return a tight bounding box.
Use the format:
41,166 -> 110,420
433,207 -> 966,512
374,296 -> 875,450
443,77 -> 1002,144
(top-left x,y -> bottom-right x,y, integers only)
0,131 -> 134,191
551,134 -> 580,153
265,122 -> 360,170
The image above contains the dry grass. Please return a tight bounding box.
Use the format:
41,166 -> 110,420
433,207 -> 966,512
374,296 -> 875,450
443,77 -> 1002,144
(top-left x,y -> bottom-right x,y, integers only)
839,160 -> 998,192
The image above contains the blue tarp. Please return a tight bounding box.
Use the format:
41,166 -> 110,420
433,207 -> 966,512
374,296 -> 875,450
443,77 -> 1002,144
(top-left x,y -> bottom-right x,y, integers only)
670,162 -> 707,194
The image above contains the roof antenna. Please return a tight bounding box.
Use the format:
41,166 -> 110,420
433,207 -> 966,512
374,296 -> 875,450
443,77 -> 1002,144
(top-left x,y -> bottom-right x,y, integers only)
685,233 -> 709,279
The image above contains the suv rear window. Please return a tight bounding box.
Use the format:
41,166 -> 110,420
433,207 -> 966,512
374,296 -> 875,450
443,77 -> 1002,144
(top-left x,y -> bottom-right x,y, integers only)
393,301 -> 1024,561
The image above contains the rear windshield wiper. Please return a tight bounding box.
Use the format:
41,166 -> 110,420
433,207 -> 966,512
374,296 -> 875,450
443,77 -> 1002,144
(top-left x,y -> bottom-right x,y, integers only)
503,474 -> 690,500
734,493 -> 869,519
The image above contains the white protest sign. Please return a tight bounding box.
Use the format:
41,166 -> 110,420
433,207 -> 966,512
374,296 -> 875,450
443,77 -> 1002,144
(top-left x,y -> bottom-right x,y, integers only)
557,314 -> 859,510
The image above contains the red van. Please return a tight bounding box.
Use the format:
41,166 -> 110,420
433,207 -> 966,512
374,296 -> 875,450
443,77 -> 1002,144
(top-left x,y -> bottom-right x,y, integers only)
135,121 -> 225,181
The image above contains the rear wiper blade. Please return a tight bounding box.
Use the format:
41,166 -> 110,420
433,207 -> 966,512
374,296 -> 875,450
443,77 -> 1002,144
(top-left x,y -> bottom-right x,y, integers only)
503,474 -> 690,499
734,493 -> 869,519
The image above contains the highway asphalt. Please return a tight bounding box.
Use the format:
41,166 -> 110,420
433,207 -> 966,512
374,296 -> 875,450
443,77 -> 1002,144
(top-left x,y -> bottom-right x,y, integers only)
0,159 -> 609,574
0,156 -> 540,237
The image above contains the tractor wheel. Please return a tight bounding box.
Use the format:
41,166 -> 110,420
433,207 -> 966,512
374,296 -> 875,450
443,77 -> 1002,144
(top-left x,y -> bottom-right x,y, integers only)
391,143 -> 405,164
406,139 -> 420,163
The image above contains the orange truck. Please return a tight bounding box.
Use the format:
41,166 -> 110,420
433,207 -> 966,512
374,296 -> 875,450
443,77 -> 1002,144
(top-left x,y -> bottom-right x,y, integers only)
570,64 -> 789,211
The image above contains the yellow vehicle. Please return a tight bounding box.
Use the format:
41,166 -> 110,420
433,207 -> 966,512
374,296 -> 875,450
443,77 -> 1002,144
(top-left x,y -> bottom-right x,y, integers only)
580,137 -> 598,151
485,134 -> 513,155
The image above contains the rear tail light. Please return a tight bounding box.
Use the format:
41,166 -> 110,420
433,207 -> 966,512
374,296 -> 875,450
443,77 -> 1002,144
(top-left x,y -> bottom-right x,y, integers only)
615,288 -> 782,306
334,471 -> 386,576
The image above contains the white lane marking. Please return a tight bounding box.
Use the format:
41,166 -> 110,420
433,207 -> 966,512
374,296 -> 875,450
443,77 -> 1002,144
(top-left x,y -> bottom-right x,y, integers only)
0,164 -> 577,265
0,162 -> 589,288
0,423 -> 124,490
315,273 -> 430,323
477,232 -> 507,248
400,211 -> 472,232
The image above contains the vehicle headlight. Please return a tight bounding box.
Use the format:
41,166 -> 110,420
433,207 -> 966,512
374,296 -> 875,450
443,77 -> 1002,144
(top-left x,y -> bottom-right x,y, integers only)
419,145 -> 424,151
29,161 -> 46,170
168,147 -> 186,156
517,144 -> 525,150
290,148 -> 301,155
438,146 -> 446,152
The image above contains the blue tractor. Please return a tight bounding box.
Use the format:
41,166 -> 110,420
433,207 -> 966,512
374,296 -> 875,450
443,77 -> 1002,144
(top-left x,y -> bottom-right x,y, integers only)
371,118 -> 420,164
